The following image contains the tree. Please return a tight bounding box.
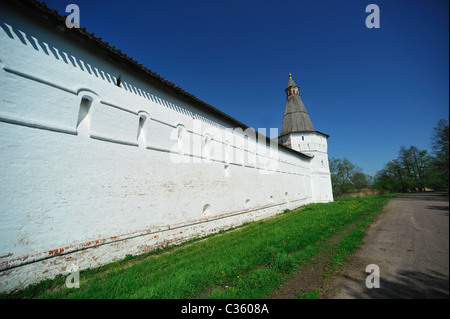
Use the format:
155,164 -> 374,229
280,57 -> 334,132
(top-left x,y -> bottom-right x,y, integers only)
329,157 -> 372,197
329,158 -> 353,197
351,172 -> 373,190
374,145 -> 434,193
373,118 -> 448,193
398,146 -> 433,191
430,118 -> 449,190
373,159 -> 406,193
431,118 -> 449,154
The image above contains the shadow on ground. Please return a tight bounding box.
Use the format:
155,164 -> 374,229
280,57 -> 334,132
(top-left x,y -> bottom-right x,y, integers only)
396,192 -> 449,202
336,268 -> 449,299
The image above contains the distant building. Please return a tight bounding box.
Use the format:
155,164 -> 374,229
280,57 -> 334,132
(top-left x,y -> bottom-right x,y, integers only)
0,0 -> 332,292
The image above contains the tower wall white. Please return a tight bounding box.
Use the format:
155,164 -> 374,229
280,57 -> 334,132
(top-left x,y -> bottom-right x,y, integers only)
290,132 -> 333,202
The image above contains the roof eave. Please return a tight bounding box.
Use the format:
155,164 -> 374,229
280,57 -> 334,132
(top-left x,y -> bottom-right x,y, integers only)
278,130 -> 330,139
6,0 -> 314,160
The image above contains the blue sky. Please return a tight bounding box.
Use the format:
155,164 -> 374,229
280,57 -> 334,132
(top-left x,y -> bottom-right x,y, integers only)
43,0 -> 449,177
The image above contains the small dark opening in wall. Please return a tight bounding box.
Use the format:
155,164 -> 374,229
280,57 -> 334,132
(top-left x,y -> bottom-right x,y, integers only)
77,96 -> 92,136
204,134 -> 211,160
137,116 -> 147,148
177,125 -> 185,155
203,204 -> 212,216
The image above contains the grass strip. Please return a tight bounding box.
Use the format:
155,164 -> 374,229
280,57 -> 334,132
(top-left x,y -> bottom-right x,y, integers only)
298,200 -> 389,299
1,195 -> 397,299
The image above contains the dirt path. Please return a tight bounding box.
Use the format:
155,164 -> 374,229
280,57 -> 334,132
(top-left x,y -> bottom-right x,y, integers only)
323,192 -> 449,299
267,213 -> 365,299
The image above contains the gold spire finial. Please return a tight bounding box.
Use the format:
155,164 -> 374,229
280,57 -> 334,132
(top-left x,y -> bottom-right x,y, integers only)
289,73 -> 292,79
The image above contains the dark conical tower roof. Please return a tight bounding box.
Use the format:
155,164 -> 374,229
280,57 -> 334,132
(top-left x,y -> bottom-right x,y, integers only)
280,73 -> 315,136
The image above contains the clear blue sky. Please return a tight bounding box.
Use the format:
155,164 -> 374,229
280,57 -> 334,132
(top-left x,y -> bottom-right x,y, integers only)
43,0 -> 449,177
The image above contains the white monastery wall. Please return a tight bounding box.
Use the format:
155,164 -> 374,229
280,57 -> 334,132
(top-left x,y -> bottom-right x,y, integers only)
0,3 -> 331,293
290,132 -> 333,202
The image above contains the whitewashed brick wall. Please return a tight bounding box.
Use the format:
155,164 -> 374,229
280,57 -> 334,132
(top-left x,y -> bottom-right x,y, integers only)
0,3 -> 332,293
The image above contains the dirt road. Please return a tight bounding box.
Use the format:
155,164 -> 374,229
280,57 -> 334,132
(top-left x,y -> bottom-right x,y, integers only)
324,192 -> 449,299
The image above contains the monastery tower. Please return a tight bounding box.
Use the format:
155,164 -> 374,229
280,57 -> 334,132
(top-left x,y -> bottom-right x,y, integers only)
278,73 -> 333,202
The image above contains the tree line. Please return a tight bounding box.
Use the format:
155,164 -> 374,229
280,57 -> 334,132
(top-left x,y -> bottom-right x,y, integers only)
329,118 -> 449,197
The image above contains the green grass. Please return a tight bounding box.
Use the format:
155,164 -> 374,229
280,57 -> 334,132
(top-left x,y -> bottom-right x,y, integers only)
298,289 -> 321,299
1,194 -> 398,299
